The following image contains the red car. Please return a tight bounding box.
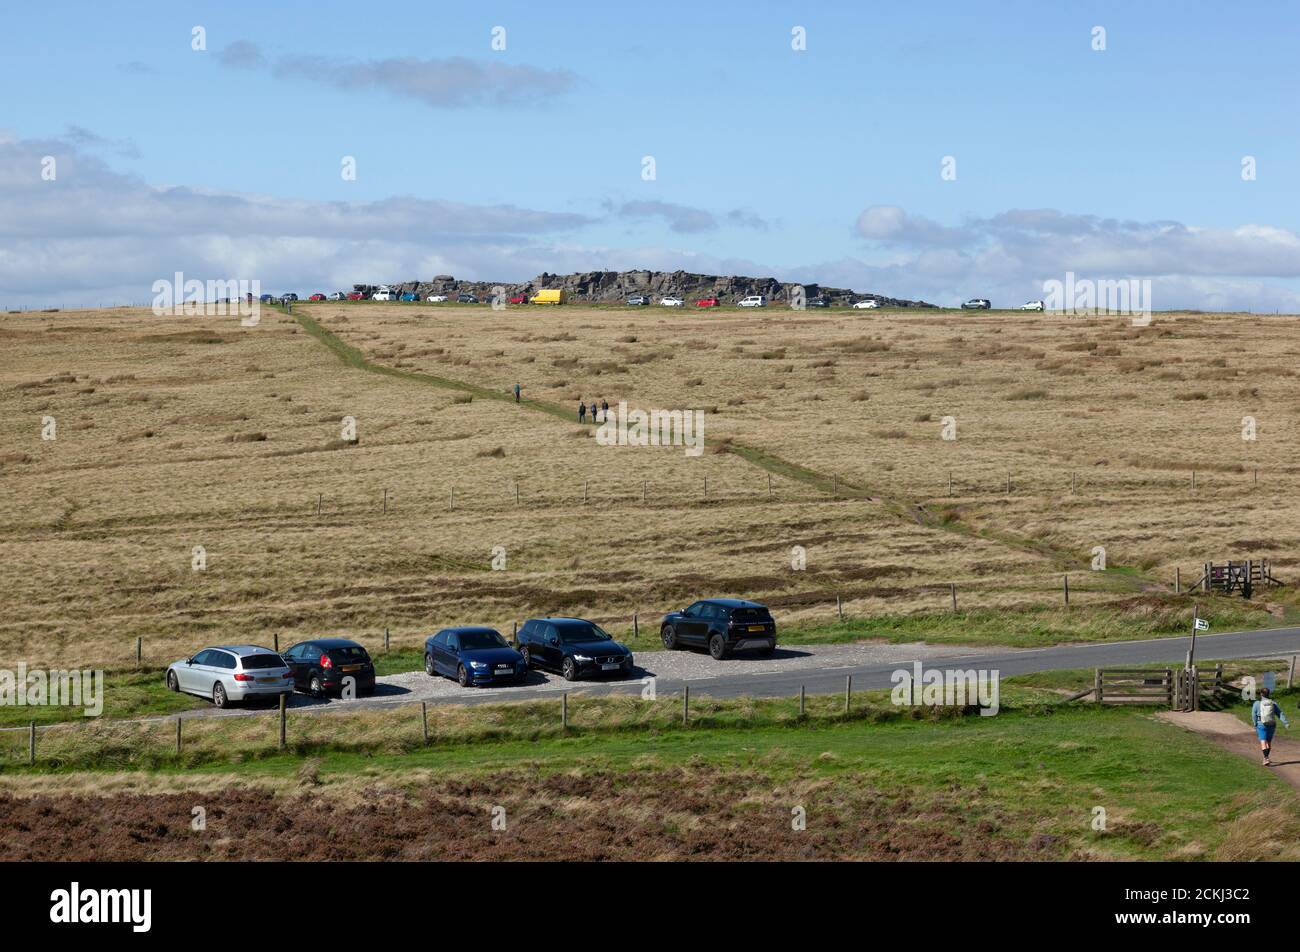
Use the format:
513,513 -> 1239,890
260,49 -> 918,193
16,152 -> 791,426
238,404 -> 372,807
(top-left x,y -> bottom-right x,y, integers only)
346,292 -> 364,301
695,296 -> 720,308
309,293 -> 326,301
509,294 -> 528,305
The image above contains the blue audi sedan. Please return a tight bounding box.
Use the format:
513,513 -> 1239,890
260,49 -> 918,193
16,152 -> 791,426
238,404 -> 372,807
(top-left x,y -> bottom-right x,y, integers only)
424,627 -> 526,687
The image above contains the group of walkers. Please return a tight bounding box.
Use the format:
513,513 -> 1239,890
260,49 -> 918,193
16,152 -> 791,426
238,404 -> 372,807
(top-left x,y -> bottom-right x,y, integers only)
577,397 -> 610,423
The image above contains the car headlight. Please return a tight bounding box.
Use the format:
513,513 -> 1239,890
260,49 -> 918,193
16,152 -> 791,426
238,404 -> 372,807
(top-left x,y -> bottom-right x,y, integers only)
469,661 -> 487,669
573,654 -> 592,662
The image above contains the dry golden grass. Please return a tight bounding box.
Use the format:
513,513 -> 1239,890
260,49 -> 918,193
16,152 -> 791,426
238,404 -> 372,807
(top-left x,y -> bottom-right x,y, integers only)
1,303 -> 1296,668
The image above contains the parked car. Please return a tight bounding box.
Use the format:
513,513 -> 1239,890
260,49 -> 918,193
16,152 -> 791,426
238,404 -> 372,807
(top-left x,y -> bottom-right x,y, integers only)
327,292 -> 347,301
626,294 -> 650,306
851,299 -> 880,309
509,294 -> 528,305
307,293 -> 325,301
282,638 -> 375,698
347,291 -> 365,301
660,598 -> 776,659
281,293 -> 299,302
660,296 -> 684,307
960,298 -> 992,310
372,290 -> 394,301
258,293 -> 273,303
807,295 -> 832,308
399,292 -> 418,302
165,645 -> 293,708
424,627 -> 525,687
517,617 -> 634,681
695,296 -> 720,308
457,292 -> 478,304
426,294 -> 448,303
1018,300 -> 1045,311
738,295 -> 767,308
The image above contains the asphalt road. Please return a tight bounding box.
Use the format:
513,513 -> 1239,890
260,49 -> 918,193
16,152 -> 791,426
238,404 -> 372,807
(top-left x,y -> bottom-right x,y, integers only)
187,624 -> 1300,720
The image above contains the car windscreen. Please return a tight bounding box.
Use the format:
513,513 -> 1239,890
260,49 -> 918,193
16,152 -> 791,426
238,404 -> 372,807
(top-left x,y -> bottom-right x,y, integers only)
241,653 -> 286,669
558,623 -> 610,644
731,608 -> 772,623
458,631 -> 507,650
327,646 -> 370,663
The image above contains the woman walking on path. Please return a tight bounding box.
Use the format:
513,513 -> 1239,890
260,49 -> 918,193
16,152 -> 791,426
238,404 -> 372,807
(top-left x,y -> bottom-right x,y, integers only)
1252,687 -> 1290,765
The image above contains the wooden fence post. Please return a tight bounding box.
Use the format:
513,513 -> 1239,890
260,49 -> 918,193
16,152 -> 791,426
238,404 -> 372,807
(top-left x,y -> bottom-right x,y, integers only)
278,694 -> 287,750
950,583 -> 958,613
273,632 -> 279,653
421,702 -> 429,745
1071,472 -> 1076,494
1094,669 -> 1102,705
562,692 -> 568,729
136,637 -> 142,664
845,675 -> 852,713
1288,655 -> 1296,691
1175,567 -> 1180,594
384,627 -> 390,652
1063,575 -> 1069,607
632,612 -> 639,639
511,620 -> 517,644
583,480 -> 588,503
515,482 -> 520,505
383,488 -> 388,514
683,685 -> 690,726
799,684 -> 805,717
836,595 -> 844,622
767,473 -> 772,497
317,493 -> 322,516
175,717 -> 182,756
28,721 -> 35,765
948,472 -> 953,495
449,488 -> 454,510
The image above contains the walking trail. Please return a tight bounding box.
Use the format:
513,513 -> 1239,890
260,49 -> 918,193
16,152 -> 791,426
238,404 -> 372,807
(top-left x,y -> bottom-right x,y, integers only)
1156,710 -> 1300,792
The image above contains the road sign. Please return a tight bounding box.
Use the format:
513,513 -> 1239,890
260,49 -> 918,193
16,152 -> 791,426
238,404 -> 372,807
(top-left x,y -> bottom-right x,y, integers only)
1193,618 -> 1209,631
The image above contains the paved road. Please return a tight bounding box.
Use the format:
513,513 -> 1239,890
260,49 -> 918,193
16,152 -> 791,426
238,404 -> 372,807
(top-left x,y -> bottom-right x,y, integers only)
184,624 -> 1300,721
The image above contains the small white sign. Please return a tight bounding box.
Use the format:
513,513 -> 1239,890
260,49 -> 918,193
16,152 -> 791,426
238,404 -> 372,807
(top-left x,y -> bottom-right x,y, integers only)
1193,618 -> 1209,631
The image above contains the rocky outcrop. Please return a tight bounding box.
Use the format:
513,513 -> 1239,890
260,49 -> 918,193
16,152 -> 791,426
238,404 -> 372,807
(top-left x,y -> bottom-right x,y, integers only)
359,271 -> 934,307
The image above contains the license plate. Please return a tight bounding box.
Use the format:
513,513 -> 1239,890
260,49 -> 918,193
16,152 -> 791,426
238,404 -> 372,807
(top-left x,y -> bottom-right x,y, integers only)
748,625 -> 766,632
495,666 -> 512,674
341,664 -> 361,672
601,662 -> 621,671
258,677 -> 279,683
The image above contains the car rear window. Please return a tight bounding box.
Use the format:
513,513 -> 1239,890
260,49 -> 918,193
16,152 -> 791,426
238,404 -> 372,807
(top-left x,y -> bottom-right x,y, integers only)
328,646 -> 371,663
241,653 -> 286,669
731,608 -> 772,623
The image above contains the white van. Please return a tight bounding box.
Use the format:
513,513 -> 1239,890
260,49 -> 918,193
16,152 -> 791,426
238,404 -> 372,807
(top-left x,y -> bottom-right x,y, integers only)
738,295 -> 767,308
372,290 -> 394,301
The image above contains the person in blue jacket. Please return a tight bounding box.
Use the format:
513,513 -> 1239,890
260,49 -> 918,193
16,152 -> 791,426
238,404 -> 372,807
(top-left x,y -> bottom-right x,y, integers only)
1252,687 -> 1290,766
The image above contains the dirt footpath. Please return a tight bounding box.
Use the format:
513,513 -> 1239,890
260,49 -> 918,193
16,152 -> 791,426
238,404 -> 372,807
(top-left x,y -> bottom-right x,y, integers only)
1156,711 -> 1300,792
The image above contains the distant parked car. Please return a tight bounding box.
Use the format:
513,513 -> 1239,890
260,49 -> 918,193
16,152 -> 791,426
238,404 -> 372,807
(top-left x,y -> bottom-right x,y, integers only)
660,598 -> 776,659
695,296 -> 720,308
660,296 -> 684,307
258,293 -> 273,303
424,627 -> 525,688
372,290 -> 394,301
456,292 -> 478,304
281,293 -> 299,302
517,618 -> 634,682
165,645 -> 293,708
961,298 -> 992,310
1019,300 -> 1045,311
852,299 -> 880,309
399,292 -> 418,302
347,292 -> 365,301
509,294 -> 528,305
426,294 -> 448,303
309,293 -> 326,301
327,292 -> 346,301
807,296 -> 832,308
626,294 -> 650,306
283,638 -> 375,698
738,295 -> 767,308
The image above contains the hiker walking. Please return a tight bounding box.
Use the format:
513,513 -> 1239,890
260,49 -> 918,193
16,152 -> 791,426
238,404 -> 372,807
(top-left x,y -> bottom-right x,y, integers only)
601,398 -> 609,423
1253,687 -> 1290,766
590,400 -> 598,423
578,398 -> 586,423
513,382 -> 521,404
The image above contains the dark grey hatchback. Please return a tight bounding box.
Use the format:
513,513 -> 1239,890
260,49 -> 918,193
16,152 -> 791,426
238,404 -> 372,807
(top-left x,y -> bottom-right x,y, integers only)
517,617 -> 634,681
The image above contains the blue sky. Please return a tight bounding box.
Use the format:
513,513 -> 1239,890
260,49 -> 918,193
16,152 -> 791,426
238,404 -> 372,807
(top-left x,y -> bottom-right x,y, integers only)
3,0 -> 1299,308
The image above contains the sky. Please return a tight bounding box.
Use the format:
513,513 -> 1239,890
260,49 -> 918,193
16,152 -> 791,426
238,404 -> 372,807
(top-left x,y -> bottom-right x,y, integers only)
2,0 -> 1299,310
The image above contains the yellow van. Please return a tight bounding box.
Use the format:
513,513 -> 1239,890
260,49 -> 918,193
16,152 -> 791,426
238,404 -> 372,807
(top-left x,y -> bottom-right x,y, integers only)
529,289 -> 567,305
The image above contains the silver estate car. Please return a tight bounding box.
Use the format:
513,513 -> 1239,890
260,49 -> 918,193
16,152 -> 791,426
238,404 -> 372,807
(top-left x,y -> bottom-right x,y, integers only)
166,645 -> 294,708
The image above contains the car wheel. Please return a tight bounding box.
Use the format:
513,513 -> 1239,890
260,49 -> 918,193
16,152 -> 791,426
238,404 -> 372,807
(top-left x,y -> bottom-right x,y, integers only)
213,683 -> 229,708
661,625 -> 679,650
424,653 -> 436,676
709,634 -> 728,660
309,676 -> 325,699
562,657 -> 578,681
457,665 -> 470,687
521,646 -> 532,668
166,670 -> 179,693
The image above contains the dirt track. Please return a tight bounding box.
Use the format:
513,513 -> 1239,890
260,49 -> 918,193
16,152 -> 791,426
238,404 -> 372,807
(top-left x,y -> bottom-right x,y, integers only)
0,766 -> 1067,861
1156,711 -> 1300,792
